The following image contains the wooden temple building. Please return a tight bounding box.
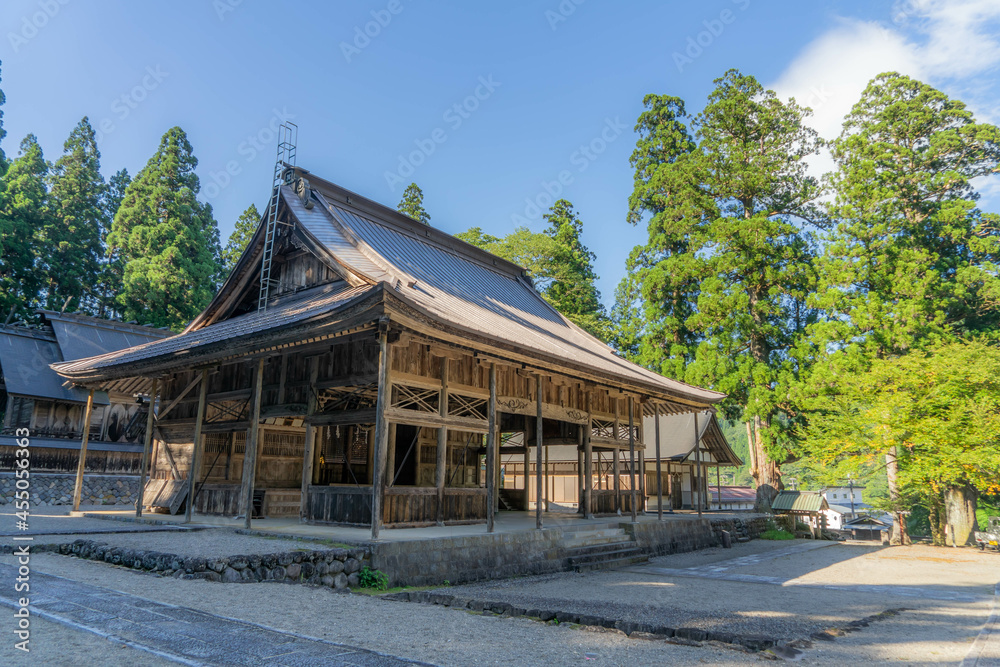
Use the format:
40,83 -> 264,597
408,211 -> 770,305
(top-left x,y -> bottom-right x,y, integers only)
53,167 -> 726,537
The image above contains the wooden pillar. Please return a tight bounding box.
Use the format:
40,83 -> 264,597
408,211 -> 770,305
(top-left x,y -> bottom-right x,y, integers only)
716,465 -> 721,512
576,434 -> 584,515
583,392 -> 593,519
184,369 -> 209,523
240,357 -> 266,529
435,358 -> 449,525
638,449 -> 645,513
71,388 -> 96,512
385,423 -> 397,486
628,396 -> 637,522
300,357 -> 319,520
535,374 -> 543,530
136,379 -> 158,518
486,363 -> 497,533
371,324 -> 391,540
613,397 -> 621,513
654,404 -> 663,521
694,411 -> 702,518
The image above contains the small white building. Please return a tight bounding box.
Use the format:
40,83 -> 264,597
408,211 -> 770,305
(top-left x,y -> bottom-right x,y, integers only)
820,486 -> 865,530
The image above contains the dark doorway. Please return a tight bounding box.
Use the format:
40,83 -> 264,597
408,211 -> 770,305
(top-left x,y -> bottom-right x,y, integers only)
392,425 -> 419,486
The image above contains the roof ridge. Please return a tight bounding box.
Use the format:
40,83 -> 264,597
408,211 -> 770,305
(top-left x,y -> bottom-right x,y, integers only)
300,169 -> 529,280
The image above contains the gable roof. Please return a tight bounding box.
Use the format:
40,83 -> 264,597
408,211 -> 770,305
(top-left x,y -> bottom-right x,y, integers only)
642,410 -> 742,466
772,490 -> 829,513
53,170 -> 726,407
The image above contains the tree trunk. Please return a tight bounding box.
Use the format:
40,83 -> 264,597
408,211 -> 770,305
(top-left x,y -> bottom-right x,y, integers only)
885,446 -> 910,545
943,484 -> 978,547
750,415 -> 781,512
928,491 -> 945,546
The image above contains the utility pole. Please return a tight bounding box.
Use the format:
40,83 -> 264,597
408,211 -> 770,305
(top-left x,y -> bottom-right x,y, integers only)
847,474 -> 856,518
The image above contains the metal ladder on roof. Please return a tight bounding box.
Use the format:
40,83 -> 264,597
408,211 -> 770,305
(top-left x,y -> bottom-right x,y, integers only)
257,122 -> 298,314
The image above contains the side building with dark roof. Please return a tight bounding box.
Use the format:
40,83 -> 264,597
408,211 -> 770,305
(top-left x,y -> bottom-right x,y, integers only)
52,167 -> 728,534
0,312 -> 170,500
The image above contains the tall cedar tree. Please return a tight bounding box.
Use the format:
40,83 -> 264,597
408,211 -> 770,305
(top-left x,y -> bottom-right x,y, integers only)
44,117 -> 106,313
804,72 -> 1000,542
97,168 -> 131,319
621,71 -> 823,510
221,203 -> 261,274
541,199 -> 608,338
397,183 -> 430,224
0,61 -> 7,172
615,94 -> 701,378
0,135 -> 51,317
107,127 -> 221,330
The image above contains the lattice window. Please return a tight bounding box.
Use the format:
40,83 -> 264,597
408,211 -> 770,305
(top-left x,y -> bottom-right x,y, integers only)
391,384 -> 439,413
419,445 -> 437,465
592,418 -> 614,439
206,398 -> 250,423
204,433 -> 231,454
262,431 -> 304,458
317,384 -> 378,413
231,431 -> 247,455
447,393 -> 487,420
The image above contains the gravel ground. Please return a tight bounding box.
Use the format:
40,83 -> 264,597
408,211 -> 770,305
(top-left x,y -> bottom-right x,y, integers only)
15,528 -> 339,558
1,612 -> 176,667
0,506 -> 188,537
12,553 -> 763,666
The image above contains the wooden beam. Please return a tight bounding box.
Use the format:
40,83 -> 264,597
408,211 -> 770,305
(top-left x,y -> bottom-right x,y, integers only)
486,363 -> 497,533
613,398 -> 620,514
305,409 -> 378,426
136,379 -> 158,518
435,357 -> 449,525
383,408 -> 488,433
157,373 -> 203,421
694,410 -> 702,518
371,323 -> 391,540
240,357 -> 266,528
655,404 -> 663,521
535,374 -> 543,530
71,388 -> 96,512
276,354 -> 288,405
300,357 -> 319,520
184,369 -> 209,523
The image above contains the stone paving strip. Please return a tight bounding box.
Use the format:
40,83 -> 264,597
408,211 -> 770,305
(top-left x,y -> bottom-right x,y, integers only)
0,563 -> 429,666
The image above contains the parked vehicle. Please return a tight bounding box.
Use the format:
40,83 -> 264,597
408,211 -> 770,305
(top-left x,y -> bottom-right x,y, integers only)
975,516 -> 1000,552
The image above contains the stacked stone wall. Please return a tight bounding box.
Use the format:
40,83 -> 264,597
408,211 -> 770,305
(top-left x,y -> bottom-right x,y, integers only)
0,472 -> 138,506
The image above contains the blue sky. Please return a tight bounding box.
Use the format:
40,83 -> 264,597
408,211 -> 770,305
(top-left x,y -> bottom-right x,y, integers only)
3,0 -> 999,306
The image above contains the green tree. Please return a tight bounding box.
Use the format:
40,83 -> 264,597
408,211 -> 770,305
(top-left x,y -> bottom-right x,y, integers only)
221,203 -> 260,274
397,183 -> 429,224
541,199 -> 608,337
44,117 -> 106,313
107,127 -> 221,330
799,340 -> 1000,546
0,61 -> 8,173
97,168 -> 131,319
614,94 -> 701,378
456,226 -> 556,284
0,135 -> 50,318
619,71 -> 823,510
805,72 -> 1000,542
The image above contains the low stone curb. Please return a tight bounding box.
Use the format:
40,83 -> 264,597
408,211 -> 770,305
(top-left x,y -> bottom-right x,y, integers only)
381,590 -> 777,652
37,538 -> 372,592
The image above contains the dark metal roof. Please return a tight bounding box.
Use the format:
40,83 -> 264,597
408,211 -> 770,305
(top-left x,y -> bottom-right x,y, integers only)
42,310 -> 170,362
0,328 -> 109,404
772,491 -> 829,513
53,282 -> 376,379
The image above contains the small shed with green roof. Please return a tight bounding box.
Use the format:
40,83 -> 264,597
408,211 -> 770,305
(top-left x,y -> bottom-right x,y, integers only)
771,490 -> 829,538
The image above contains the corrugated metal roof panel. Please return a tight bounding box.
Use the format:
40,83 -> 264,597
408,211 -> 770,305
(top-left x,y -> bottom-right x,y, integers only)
0,330 -> 108,404
53,282 -> 375,375
51,319 -> 168,362
772,491 -> 828,513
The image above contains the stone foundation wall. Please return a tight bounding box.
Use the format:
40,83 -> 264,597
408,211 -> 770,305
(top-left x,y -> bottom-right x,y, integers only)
372,529 -> 568,588
710,515 -> 771,542
50,539 -> 371,591
0,473 -> 138,506
624,518 -> 719,556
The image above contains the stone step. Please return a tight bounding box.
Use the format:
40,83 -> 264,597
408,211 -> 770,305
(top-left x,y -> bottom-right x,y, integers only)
569,546 -> 648,572
561,531 -> 630,549
564,541 -> 639,559
572,554 -> 649,573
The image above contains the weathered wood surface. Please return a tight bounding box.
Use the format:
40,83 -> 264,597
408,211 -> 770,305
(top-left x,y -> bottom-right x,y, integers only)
308,485 -> 373,526
194,484 -> 241,515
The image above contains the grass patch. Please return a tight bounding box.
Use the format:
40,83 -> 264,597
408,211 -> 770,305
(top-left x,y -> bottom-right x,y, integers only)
353,584 -> 439,597
760,528 -> 795,540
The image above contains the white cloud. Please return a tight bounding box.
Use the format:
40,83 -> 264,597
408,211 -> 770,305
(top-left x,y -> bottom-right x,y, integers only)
769,0 -> 1000,180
